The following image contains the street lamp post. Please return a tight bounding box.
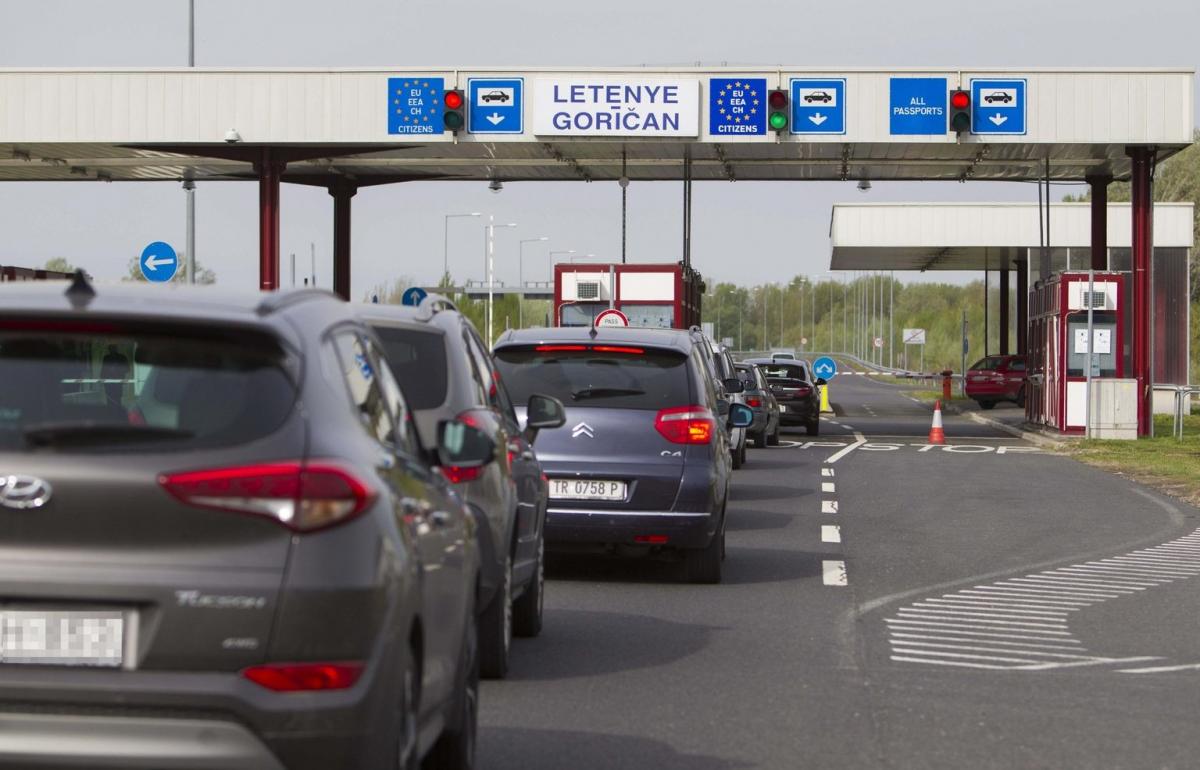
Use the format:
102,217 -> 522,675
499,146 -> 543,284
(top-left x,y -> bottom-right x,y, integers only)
548,250 -> 576,280
486,217 -> 517,344
443,212 -> 481,283
185,0 -> 195,284
519,237 -> 548,329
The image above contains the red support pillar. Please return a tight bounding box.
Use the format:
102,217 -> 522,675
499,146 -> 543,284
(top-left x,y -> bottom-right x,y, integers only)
256,149 -> 285,292
1128,147 -> 1155,436
330,180 -> 357,301
999,266 -> 1010,355
1015,258 -> 1028,355
1088,173 -> 1111,271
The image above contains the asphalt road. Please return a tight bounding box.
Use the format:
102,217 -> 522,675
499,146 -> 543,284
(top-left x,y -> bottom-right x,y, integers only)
479,371 -> 1200,769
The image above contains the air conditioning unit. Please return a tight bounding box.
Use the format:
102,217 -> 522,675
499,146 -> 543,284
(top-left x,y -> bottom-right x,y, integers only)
577,281 -> 600,300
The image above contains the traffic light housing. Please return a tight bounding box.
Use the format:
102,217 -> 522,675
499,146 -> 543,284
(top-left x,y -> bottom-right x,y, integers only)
949,89 -> 971,134
443,89 -> 465,133
767,89 -> 789,133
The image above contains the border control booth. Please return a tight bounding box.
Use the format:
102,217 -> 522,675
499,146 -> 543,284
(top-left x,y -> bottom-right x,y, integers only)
0,66 -> 1193,434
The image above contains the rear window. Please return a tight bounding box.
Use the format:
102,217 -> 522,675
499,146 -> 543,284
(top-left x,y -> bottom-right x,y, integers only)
494,346 -> 693,410
0,326 -> 296,452
970,356 -> 1006,371
372,325 -> 449,410
761,362 -> 808,381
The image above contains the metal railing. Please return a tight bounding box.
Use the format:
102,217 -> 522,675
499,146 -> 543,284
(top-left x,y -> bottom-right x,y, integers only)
1163,385 -> 1200,440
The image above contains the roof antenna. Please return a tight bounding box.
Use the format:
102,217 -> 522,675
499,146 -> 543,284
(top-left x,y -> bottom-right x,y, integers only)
589,311 -> 598,339
64,268 -> 95,309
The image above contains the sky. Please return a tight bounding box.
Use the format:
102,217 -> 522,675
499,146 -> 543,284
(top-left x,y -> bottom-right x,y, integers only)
1,0 -> 1197,297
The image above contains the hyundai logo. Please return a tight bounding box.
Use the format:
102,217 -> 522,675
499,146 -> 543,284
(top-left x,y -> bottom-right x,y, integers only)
571,422 -> 594,439
0,475 -> 53,510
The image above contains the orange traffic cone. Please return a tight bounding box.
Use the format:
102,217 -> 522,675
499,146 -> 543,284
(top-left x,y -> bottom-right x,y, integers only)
928,400 -> 946,445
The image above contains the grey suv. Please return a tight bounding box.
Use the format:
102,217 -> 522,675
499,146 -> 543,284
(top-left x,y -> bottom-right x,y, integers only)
493,327 -> 752,584
696,333 -> 748,468
360,298 -> 564,680
0,277 -> 491,770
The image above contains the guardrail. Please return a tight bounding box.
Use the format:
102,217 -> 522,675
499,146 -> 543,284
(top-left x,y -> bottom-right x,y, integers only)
1162,385 -> 1200,440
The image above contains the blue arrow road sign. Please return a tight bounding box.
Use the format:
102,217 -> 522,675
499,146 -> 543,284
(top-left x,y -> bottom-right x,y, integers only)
401,286 -> 428,307
812,356 -> 838,379
469,78 -> 523,134
388,77 -> 444,135
139,241 -> 178,283
708,78 -> 766,136
889,77 -> 947,135
971,78 -> 1026,135
791,79 -> 845,134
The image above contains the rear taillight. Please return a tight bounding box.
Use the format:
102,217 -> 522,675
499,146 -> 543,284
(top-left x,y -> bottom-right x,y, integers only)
655,405 -> 715,445
159,461 -> 374,532
635,535 -> 669,544
241,662 -> 363,692
439,410 -> 495,485
746,397 -> 762,408
794,386 -> 812,397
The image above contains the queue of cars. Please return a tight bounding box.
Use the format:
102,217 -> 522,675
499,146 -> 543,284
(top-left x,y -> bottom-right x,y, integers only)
0,277 -> 793,770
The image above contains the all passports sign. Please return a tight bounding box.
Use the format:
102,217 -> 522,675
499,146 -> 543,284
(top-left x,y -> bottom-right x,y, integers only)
534,78 -> 699,136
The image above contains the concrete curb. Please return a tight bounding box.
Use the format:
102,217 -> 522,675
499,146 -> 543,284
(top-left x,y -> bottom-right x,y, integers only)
964,411 -> 1067,449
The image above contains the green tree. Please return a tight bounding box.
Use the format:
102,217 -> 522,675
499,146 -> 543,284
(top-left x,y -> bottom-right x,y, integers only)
43,257 -> 76,274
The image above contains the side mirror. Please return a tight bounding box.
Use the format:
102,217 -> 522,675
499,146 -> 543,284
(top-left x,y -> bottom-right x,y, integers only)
524,394 -> 566,443
728,403 -> 754,428
722,377 -> 745,394
815,377 -> 828,387
436,419 -> 495,469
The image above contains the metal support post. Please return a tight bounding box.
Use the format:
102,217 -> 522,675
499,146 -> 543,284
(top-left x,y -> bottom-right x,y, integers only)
256,149 -> 283,292
1085,269 -> 1095,438
999,267 -> 1010,355
1089,173 -> 1111,271
330,180 -> 356,301
1016,258 -> 1029,355
1128,146 -> 1156,436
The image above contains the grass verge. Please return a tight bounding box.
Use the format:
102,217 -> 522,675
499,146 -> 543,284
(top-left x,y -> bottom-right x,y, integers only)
1070,414 -> 1200,507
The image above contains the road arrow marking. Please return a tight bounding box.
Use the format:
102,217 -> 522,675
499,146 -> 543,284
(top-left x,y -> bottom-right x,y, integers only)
486,113 -> 505,126
808,112 -> 828,126
144,256 -> 174,271
989,114 -> 1008,126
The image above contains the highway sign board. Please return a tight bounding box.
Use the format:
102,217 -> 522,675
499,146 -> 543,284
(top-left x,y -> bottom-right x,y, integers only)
594,308 -> 629,327
388,77 -> 444,135
889,78 -> 947,135
139,241 -> 178,283
401,286 -> 428,307
791,78 -> 845,134
469,77 -> 523,134
902,328 -> 927,344
813,356 -> 838,379
971,78 -> 1026,135
708,78 -> 766,136
534,78 -> 700,136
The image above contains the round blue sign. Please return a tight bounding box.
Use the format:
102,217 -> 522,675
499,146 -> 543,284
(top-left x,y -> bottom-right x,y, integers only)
401,286 -> 428,307
812,356 -> 838,379
139,241 -> 178,283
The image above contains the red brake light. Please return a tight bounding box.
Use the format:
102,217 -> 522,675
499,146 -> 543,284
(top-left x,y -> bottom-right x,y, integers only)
746,397 -> 762,408
635,535 -> 669,545
795,386 -> 812,397
535,345 -> 587,352
159,461 -> 374,532
533,345 -> 643,355
242,662 -> 363,692
655,405 -> 715,445
951,91 -> 970,109
591,346 -> 644,355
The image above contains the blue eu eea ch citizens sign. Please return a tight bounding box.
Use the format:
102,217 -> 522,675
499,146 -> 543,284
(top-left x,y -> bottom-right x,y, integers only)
389,77 -> 444,135
708,78 -> 766,136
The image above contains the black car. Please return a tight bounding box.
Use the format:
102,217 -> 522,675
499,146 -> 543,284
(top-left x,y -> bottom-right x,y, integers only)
744,357 -> 823,435
493,327 -> 752,584
984,92 -> 1013,103
735,362 -> 781,447
361,299 -> 564,680
804,90 -> 832,103
481,90 -> 510,103
0,278 -> 490,770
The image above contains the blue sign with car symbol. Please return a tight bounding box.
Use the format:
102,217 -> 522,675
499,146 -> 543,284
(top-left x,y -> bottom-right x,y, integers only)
791,79 -> 846,134
468,77 -> 524,134
971,78 -> 1026,135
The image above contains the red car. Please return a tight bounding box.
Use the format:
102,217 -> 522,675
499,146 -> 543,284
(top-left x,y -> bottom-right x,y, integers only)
965,354 -> 1028,409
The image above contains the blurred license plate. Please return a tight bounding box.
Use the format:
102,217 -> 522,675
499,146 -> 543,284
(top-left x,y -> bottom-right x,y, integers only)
0,609 -> 124,667
550,479 -> 626,501
779,405 -> 788,412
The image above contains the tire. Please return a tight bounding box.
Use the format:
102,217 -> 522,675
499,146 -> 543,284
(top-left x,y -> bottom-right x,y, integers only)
394,664 -> 420,770
478,552 -> 511,680
767,422 -> 781,446
685,519 -> 724,584
737,440 -> 747,467
806,418 -> 820,436
979,400 -> 996,410
731,442 -> 743,470
425,609 -> 478,770
512,536 -> 543,639
750,430 -> 766,448
1016,388 -> 1027,408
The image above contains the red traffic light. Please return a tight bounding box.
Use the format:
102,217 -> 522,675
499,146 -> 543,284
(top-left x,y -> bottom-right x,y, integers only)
444,90 -> 464,110
950,90 -> 970,110
768,90 -> 788,110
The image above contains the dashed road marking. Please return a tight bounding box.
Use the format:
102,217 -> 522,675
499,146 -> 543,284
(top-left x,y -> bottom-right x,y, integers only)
821,467 -> 835,477
821,482 -> 836,493
823,560 -> 848,586
822,525 -> 841,544
821,500 -> 839,514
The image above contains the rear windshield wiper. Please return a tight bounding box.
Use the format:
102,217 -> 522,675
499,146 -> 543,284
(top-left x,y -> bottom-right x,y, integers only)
23,422 -> 195,447
570,387 -> 646,401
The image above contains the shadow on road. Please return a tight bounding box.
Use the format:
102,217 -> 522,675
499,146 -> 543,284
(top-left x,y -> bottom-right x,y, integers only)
479,726 -> 753,770
504,609 -> 719,681
725,508 -> 795,533
720,546 -> 824,585
729,484 -> 810,502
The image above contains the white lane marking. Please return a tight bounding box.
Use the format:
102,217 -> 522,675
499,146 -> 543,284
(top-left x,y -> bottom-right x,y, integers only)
886,526 -> 1200,672
821,482 -> 836,493
889,632 -> 1084,652
821,467 -> 835,477
1119,662 -> 1200,674
841,425 -> 857,431
824,433 -> 866,464
821,525 -> 841,544
821,500 -> 839,514
823,560 -> 848,586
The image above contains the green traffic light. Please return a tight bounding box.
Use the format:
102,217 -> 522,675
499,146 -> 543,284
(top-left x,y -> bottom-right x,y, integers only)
769,111 -> 788,131
950,112 -> 971,132
444,111 -> 464,131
